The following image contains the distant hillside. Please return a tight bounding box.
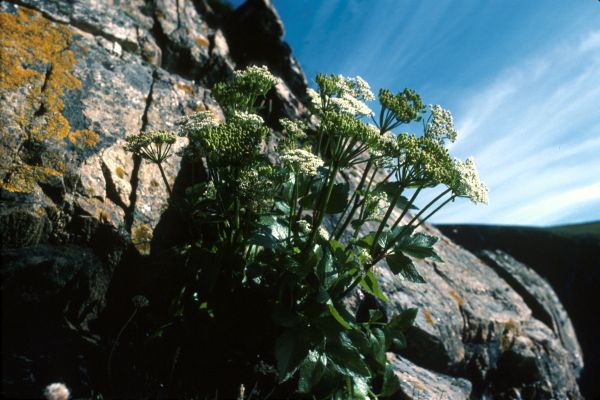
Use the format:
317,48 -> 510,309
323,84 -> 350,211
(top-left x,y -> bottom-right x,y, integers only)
546,221 -> 600,240
436,222 -> 600,399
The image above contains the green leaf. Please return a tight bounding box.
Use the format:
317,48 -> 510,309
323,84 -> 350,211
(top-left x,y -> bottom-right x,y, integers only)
395,232 -> 439,259
327,301 -> 351,329
324,182 -> 350,214
386,308 -> 417,350
359,271 -> 388,302
390,308 -> 418,330
381,363 -> 401,396
298,350 -> 327,393
316,247 -> 338,289
328,332 -> 371,378
386,252 -> 425,283
351,376 -> 369,399
355,232 -> 375,249
274,200 -> 290,214
365,328 -> 386,367
275,329 -> 308,382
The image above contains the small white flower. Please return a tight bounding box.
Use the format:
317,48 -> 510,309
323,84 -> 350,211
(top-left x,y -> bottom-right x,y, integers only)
297,220 -> 311,235
318,226 -> 330,241
331,94 -> 374,117
280,148 -> 324,176
177,111 -> 218,137
357,247 -> 372,265
425,104 -> 458,144
364,191 -> 390,220
44,383 -> 70,400
344,76 -> 375,101
453,157 -> 488,204
234,65 -> 277,87
231,110 -> 264,127
279,118 -> 307,139
307,88 -> 322,109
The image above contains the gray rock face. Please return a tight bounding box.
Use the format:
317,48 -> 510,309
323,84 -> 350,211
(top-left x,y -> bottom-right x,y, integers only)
0,0 -> 584,398
369,225 -> 582,399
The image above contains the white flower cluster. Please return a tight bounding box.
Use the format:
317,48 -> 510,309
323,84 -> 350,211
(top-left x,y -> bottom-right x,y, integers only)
279,118 -> 307,139
234,65 -> 277,87
44,383 -> 70,400
426,104 -> 458,144
177,111 -> 218,136
280,148 -> 324,176
356,247 -> 372,265
330,95 -> 374,117
297,219 -> 312,235
343,76 -> 375,101
231,110 -> 264,127
307,88 -> 322,109
309,75 -> 374,117
365,191 -> 390,220
453,157 -> 488,204
318,226 -> 330,241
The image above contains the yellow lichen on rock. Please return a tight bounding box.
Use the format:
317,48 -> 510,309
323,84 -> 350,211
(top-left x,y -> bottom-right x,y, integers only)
0,7 -> 98,192
131,223 -> 153,255
69,129 -> 99,148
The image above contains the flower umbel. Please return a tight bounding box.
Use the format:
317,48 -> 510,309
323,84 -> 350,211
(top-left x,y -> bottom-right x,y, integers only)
124,130 -> 177,164
280,148 -> 324,176
425,104 -> 458,144
452,157 -> 489,204
44,383 -> 70,400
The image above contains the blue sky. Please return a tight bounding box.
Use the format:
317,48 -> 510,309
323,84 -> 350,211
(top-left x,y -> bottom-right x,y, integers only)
233,1 -> 600,226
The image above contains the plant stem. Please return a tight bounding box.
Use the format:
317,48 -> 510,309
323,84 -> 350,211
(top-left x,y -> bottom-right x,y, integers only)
306,163 -> 339,249
107,307 -> 138,387
157,162 -> 172,196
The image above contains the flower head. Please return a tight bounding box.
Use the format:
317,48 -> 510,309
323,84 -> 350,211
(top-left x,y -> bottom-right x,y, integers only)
213,65 -> 277,114
131,295 -> 149,308
44,383 -> 70,400
452,157 -> 488,204
318,226 -> 330,241
297,220 -> 312,235
363,191 -> 390,220
124,130 -> 177,163
177,111 -> 219,137
280,148 -> 324,176
312,74 -> 374,117
378,88 -> 424,125
425,104 -> 458,144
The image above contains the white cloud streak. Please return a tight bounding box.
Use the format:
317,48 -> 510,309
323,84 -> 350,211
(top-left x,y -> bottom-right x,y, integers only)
433,30 -> 600,226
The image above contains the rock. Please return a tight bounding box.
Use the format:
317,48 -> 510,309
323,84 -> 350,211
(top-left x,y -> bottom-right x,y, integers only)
372,224 -> 582,399
438,224 -> 599,398
388,353 -> 472,400
480,250 -> 583,374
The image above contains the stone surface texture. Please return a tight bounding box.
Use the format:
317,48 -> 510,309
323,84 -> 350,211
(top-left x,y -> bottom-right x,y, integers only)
0,0 -> 584,399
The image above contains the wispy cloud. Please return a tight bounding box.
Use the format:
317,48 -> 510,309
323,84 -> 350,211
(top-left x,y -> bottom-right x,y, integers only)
433,30 -> 600,226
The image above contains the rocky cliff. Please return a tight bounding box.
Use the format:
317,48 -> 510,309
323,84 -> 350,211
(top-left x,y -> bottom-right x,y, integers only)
438,224 -> 600,399
0,0 -> 585,398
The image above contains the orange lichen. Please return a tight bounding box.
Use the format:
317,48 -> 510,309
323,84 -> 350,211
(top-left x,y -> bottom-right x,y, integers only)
132,223 -> 153,255
69,129 -> 99,148
176,81 -> 194,95
115,166 -> 126,179
194,35 -> 209,48
448,289 -> 465,307
500,319 -> 521,352
422,308 -> 435,326
99,210 -> 110,222
0,7 -> 98,192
